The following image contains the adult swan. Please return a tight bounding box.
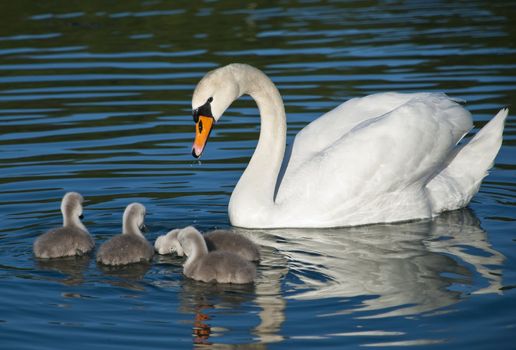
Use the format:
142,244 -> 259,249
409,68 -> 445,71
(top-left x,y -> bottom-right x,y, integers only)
191,63 -> 508,228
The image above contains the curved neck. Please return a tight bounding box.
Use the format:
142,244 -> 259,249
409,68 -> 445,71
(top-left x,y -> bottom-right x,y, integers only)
62,212 -> 87,232
123,217 -> 144,238
228,67 -> 286,225
184,232 -> 208,269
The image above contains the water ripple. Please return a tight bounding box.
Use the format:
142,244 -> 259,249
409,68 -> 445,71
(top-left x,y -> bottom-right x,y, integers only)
0,1 -> 514,349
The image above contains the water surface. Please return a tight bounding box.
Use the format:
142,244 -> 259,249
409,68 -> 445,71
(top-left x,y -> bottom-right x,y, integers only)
0,1 -> 515,349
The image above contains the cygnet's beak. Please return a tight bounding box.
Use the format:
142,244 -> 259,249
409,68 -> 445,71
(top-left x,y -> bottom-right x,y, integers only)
140,224 -> 148,233
192,115 -> 214,158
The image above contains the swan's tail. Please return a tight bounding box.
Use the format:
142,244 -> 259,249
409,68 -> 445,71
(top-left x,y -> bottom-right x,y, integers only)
426,108 -> 508,214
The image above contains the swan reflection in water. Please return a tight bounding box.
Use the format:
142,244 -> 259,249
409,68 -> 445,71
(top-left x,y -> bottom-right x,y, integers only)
243,209 -> 504,320
177,209 -> 504,345
34,208 -> 504,347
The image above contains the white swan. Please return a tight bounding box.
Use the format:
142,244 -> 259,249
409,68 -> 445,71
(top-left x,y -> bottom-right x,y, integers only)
33,192 -> 94,258
191,63 -> 508,228
96,203 -> 154,265
178,226 -> 256,284
155,227 -> 260,261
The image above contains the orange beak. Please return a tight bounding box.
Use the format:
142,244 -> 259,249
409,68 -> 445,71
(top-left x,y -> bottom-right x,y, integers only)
192,115 -> 214,158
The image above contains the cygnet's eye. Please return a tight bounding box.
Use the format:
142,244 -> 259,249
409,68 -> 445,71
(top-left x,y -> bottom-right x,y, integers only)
79,214 -> 84,220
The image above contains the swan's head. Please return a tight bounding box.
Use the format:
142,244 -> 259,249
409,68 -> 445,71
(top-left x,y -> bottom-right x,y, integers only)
177,226 -> 208,257
154,229 -> 184,256
61,192 -> 85,227
123,202 -> 147,235
191,64 -> 244,158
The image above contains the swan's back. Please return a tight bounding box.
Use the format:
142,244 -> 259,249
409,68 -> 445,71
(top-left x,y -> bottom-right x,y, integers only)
97,234 -> 153,265
274,93 -> 477,226
33,226 -> 94,259
185,251 -> 256,284
283,92 -> 472,181
205,230 -> 260,262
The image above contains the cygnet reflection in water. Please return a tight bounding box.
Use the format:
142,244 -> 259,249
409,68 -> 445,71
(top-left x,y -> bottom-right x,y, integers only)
179,277 -> 256,311
33,192 -> 94,259
178,277 -> 256,345
236,209 -> 504,318
98,262 -> 151,289
155,227 -> 260,261
178,226 -> 257,284
36,254 -> 91,286
96,203 -> 154,266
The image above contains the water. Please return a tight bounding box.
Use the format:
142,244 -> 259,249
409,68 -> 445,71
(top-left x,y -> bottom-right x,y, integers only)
0,1 -> 515,349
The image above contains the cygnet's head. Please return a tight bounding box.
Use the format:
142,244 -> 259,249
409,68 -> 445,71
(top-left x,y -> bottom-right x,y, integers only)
122,202 -> 146,236
61,192 -> 85,228
177,226 -> 207,257
155,229 -> 184,256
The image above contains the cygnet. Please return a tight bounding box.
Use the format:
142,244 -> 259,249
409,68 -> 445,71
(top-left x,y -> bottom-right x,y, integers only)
155,228 -> 260,262
178,226 -> 256,284
33,192 -> 94,259
154,229 -> 183,255
96,203 -> 154,266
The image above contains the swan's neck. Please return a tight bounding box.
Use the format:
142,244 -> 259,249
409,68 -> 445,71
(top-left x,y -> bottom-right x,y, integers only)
184,233 -> 208,270
228,67 -> 286,226
63,212 -> 87,232
123,217 -> 144,238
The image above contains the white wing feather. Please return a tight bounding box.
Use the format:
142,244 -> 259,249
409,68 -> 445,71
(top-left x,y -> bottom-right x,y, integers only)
275,93 -> 473,226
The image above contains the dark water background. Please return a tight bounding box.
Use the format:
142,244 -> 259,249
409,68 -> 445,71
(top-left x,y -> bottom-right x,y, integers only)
0,1 -> 515,349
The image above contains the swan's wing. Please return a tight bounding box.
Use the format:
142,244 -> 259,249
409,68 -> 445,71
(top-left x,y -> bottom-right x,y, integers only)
426,108 -> 508,213
283,92 -> 428,176
275,93 -> 472,225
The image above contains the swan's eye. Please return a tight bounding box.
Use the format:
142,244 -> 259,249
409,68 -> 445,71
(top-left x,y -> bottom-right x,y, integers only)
192,98 -> 213,123
198,120 -> 203,133
79,214 -> 84,220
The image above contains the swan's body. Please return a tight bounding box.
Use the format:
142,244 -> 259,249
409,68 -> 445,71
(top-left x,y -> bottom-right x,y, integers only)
33,192 -> 94,258
155,228 -> 260,262
191,63 -> 508,228
178,226 -> 256,284
96,203 -> 154,265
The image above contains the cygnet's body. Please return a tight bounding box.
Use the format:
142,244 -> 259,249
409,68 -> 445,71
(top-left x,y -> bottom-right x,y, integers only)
155,228 -> 260,262
178,226 -> 256,284
205,230 -> 261,262
96,203 -> 154,266
33,192 -> 94,259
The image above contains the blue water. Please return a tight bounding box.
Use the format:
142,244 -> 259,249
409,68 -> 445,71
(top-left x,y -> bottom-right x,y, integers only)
0,1 -> 515,349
